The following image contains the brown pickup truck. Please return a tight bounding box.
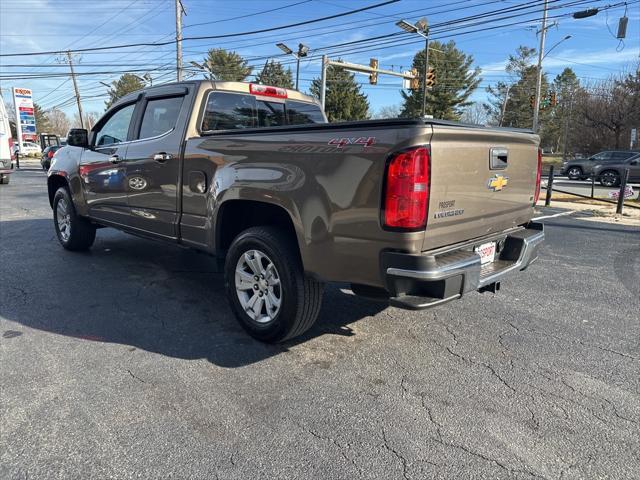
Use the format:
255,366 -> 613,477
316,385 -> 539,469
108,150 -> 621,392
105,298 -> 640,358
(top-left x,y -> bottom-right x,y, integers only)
48,80 -> 544,342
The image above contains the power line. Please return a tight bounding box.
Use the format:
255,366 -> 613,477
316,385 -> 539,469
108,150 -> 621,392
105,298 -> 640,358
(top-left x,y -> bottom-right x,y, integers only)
0,0 -> 400,57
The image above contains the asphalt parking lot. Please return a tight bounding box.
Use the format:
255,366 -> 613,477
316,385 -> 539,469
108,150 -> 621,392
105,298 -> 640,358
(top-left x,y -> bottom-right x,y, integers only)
1,168 -> 639,479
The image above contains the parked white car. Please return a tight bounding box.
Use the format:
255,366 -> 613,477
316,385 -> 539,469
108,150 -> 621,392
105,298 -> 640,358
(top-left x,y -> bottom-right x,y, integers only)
13,141 -> 42,155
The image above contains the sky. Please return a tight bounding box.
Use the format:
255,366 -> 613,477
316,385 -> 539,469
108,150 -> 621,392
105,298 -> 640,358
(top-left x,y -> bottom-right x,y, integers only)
1,0 -> 639,120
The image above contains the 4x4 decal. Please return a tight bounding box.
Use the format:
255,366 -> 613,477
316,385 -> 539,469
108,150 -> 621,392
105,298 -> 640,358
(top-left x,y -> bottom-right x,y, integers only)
328,136 -> 376,148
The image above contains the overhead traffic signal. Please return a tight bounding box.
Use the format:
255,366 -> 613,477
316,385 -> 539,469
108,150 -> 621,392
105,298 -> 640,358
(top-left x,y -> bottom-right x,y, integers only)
410,68 -> 419,90
369,58 -> 378,85
529,95 -> 536,109
425,67 -> 435,88
550,91 -> 557,107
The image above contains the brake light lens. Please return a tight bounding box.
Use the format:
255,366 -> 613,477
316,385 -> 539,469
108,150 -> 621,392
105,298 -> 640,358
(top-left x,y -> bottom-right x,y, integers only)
383,146 -> 430,230
534,148 -> 542,204
48,150 -> 54,158
250,84 -> 288,98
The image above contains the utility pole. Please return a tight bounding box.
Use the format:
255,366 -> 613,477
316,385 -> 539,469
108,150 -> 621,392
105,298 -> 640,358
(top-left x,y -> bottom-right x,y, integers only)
320,55 -> 328,112
175,0 -> 185,82
66,50 -> 85,129
532,0 -> 548,132
499,85 -> 511,127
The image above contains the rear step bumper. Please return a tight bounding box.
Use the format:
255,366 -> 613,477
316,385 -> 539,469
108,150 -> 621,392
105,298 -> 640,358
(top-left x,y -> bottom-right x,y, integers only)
380,222 -> 544,310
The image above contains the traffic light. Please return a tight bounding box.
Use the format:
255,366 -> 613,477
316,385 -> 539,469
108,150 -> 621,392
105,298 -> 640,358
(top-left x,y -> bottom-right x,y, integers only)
425,67 -> 435,88
529,95 -> 536,109
410,68 -> 419,90
369,58 -> 378,85
550,92 -> 557,107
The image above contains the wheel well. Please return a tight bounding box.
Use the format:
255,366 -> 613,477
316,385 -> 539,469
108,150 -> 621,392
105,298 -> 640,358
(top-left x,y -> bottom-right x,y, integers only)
216,200 -> 300,257
47,175 -> 68,207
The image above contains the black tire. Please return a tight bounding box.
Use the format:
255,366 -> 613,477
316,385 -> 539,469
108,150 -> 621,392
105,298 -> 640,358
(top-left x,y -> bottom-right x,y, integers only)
0,175 -> 9,185
53,187 -> 96,251
599,170 -> 620,187
224,226 -> 324,343
566,166 -> 583,180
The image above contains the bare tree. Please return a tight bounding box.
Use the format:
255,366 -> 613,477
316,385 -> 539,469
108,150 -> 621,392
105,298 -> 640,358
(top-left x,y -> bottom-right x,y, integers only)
574,67 -> 640,151
73,111 -> 100,130
460,102 -> 488,125
47,108 -> 71,137
373,104 -> 402,119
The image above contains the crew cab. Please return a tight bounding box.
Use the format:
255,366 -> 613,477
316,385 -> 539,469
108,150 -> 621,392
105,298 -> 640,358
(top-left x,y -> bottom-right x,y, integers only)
48,80 -> 544,343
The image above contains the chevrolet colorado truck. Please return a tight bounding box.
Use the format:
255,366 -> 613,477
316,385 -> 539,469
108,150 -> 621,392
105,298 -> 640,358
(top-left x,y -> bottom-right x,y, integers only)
48,80 -> 544,342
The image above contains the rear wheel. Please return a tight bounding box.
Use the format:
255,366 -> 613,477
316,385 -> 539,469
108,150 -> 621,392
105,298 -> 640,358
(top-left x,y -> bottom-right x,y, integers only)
53,187 -> 96,251
224,226 -> 324,343
567,166 -> 583,180
599,170 -> 620,187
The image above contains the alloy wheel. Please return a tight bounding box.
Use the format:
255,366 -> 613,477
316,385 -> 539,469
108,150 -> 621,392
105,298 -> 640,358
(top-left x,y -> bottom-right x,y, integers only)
235,249 -> 282,324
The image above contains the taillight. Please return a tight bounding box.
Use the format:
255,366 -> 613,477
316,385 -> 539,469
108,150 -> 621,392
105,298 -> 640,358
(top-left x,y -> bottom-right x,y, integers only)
250,83 -> 288,98
534,148 -> 542,204
383,146 -> 430,230
48,150 -> 54,158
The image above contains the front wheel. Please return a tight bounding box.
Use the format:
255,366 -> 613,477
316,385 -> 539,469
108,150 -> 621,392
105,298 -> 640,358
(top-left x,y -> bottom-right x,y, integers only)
566,166 -> 583,180
224,226 -> 324,343
599,171 -> 620,187
53,187 -> 96,251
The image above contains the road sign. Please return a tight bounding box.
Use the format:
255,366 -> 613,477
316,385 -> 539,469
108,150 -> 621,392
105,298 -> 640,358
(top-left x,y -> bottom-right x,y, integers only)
12,87 -> 37,144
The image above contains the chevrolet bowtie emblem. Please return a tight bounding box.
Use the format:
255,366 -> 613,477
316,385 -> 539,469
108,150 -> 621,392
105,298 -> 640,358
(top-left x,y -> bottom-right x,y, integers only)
488,174 -> 509,191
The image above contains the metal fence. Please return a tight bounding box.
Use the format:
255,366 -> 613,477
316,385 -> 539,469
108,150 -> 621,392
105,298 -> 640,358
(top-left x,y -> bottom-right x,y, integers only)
542,165 -> 640,214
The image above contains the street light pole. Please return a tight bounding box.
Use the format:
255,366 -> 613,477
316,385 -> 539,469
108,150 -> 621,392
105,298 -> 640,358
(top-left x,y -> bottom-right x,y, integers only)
276,43 -> 309,90
422,34 -> 429,117
396,18 -> 429,117
532,0 -> 548,132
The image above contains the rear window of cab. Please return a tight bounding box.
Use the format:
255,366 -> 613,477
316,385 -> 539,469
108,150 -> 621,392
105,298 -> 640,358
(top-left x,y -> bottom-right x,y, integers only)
201,91 -> 324,132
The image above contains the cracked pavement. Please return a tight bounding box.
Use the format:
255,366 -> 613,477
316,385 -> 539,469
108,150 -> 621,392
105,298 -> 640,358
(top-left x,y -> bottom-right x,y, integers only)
1,169 -> 639,479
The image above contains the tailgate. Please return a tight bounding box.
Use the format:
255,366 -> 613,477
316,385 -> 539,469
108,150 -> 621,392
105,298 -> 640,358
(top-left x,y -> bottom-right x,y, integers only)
423,124 -> 539,251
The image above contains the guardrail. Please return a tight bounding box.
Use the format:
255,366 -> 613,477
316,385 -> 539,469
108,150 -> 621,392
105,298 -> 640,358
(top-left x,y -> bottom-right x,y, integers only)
543,165 -> 640,214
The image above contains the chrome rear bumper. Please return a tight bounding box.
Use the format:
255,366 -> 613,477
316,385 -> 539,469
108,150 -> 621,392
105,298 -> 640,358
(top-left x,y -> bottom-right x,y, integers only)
382,222 -> 544,309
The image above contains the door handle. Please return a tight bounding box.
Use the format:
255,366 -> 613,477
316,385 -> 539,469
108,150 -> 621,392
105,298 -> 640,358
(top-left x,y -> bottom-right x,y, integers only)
109,155 -> 121,164
153,152 -> 172,163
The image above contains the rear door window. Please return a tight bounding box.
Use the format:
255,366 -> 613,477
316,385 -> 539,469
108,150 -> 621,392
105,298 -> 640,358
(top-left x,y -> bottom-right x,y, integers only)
202,92 -> 256,131
286,100 -> 325,124
139,96 -> 184,139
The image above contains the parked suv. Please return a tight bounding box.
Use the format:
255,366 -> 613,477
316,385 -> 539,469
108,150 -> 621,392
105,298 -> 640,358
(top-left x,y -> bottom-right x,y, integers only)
41,145 -> 62,170
561,151 -> 638,180
592,153 -> 640,187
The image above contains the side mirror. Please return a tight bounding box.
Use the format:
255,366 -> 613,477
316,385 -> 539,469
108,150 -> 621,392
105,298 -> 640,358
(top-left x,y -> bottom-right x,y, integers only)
67,128 -> 89,148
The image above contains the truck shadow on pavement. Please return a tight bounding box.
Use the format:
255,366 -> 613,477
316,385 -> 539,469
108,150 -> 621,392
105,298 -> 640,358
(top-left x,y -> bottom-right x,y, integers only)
1,219 -> 386,368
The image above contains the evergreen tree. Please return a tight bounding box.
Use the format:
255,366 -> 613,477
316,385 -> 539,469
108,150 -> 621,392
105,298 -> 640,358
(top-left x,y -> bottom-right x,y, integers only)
255,60 -> 294,88
33,103 -> 52,135
310,65 -> 369,122
540,68 -> 581,152
203,48 -> 252,82
105,74 -> 145,109
400,40 -> 481,119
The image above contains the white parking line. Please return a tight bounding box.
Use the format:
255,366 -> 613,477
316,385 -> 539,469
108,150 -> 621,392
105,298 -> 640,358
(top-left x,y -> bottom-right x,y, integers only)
532,211 -> 576,221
